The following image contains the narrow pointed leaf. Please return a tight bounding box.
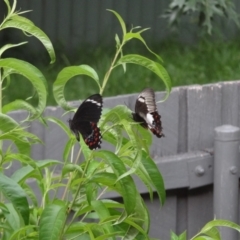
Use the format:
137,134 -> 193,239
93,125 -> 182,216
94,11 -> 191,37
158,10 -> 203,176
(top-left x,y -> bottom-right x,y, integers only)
39,201 -> 67,240
0,42 -> 28,57
94,150 -> 137,214
2,99 -> 36,116
142,151 -> 166,205
1,15 -> 55,63
0,58 -> 47,119
0,173 -> 29,225
124,32 -> 163,62
107,9 -> 126,36
116,54 -> 172,101
91,200 -> 114,236
53,65 -> 100,110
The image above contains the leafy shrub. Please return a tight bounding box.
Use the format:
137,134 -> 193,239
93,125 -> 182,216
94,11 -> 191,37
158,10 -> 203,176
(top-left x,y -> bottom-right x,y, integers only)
0,1 -> 239,239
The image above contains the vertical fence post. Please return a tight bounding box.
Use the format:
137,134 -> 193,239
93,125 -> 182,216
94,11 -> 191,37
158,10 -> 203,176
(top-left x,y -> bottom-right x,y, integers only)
214,125 -> 240,239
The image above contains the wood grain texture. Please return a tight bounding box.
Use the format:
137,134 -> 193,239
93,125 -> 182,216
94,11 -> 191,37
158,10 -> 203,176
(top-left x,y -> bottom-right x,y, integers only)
177,87 -> 188,153
221,81 -> 240,126
2,0 -> 239,52
152,89 -> 179,157
42,0 -> 57,43
30,119 -> 45,160
187,185 -> 213,239
187,84 -> 222,151
57,0 -> 71,49
146,192 -> 177,239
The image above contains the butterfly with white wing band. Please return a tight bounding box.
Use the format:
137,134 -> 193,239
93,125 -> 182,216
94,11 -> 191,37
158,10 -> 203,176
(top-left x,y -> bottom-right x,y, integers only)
132,88 -> 164,138
68,94 -> 103,150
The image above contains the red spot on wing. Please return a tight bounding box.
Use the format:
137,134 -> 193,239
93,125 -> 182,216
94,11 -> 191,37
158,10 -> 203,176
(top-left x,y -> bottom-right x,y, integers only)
150,112 -> 164,138
84,122 -> 102,150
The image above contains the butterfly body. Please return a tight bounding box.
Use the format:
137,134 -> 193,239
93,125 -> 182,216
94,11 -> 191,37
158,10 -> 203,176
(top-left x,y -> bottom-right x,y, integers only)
69,94 -> 103,150
133,88 -> 164,138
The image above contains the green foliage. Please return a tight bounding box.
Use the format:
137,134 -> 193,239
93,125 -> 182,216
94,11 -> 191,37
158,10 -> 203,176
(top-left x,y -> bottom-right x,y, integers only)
163,0 -> 240,34
0,1 -> 239,239
171,220 -> 240,240
0,1 -> 168,239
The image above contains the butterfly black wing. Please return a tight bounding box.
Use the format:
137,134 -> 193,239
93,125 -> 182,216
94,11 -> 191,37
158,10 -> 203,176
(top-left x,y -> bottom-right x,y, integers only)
69,94 -> 103,150
133,88 -> 164,138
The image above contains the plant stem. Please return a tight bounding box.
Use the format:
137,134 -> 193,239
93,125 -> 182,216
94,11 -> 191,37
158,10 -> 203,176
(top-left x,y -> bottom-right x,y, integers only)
63,154 -> 92,234
100,43 -> 124,95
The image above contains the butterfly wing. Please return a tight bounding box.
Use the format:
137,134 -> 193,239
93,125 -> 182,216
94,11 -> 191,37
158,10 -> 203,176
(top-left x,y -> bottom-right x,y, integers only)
69,94 -> 103,150
133,88 -> 164,138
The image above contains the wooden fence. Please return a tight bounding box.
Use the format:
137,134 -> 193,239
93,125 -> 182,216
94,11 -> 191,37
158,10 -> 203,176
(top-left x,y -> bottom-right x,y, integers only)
1,0 -> 240,53
6,81 -> 240,239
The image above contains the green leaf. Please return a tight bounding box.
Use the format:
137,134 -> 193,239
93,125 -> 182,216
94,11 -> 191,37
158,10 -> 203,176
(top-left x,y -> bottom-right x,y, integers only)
107,9 -> 126,37
3,0 -> 11,14
2,99 -> 37,116
36,159 -> 62,168
200,219 -> 240,234
203,226 -> 220,239
0,113 -> 31,154
53,65 -> 100,110
1,15 -> 55,63
193,237 -> 215,240
0,173 -> 29,225
0,202 -> 9,214
39,200 -> 67,240
123,218 -> 149,239
4,153 -> 37,168
116,54 -> 172,102
63,138 -> 76,163
178,231 -> 187,240
0,58 -> 47,119
4,203 -> 22,236
45,116 -> 72,137
124,32 -> 163,62
171,231 -> 187,240
170,231 -> 179,240
0,42 -> 28,57
94,150 -> 137,215
141,151 -> 166,205
62,163 -> 84,177
11,165 -> 41,183
91,200 -> 114,236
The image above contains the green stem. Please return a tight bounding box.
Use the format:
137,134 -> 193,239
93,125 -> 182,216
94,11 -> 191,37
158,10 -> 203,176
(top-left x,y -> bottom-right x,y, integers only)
100,43 -> 124,95
63,155 -> 92,234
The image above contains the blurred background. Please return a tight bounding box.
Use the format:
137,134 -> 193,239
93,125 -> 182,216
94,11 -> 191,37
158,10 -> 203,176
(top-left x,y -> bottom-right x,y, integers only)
0,0 -> 240,106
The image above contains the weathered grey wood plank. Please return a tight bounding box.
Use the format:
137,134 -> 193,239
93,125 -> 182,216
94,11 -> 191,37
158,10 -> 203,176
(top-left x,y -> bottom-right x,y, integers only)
71,0 -> 86,48
99,0 -> 116,44
177,87 -> 188,153
153,89 -> 179,157
146,193 -> 177,239
126,0 -> 141,28
187,84 -> 222,151
57,0 -> 71,48
29,1 -> 42,27
176,189 -> 188,235
30,120 -> 45,160
187,186 -> 213,239
42,0 -> 57,43
221,81 -> 240,126
84,0 -> 101,45
4,0 -> 239,53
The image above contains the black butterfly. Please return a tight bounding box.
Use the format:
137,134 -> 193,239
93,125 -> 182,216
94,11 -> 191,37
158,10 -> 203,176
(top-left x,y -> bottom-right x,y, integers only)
68,94 -> 103,150
132,88 -> 164,138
